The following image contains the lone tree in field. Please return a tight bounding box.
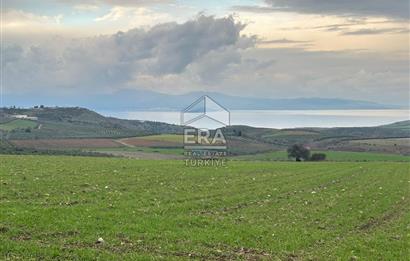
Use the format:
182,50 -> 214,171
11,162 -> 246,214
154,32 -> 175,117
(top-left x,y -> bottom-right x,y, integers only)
287,144 -> 310,161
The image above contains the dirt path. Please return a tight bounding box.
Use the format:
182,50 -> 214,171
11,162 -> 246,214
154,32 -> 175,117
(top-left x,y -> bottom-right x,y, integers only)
97,150 -> 184,160
114,139 -> 135,148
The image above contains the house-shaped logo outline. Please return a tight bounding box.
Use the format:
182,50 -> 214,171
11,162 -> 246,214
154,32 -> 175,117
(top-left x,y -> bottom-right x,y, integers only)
180,95 -> 230,127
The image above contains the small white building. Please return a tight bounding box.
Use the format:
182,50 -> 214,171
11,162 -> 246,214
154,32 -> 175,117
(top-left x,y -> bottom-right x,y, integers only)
11,115 -> 38,121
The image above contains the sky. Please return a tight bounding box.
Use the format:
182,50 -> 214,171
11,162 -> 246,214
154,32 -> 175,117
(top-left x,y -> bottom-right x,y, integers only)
2,0 -> 409,106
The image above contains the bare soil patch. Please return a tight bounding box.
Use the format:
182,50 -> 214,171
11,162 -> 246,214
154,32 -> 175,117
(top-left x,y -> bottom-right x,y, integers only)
119,137 -> 181,148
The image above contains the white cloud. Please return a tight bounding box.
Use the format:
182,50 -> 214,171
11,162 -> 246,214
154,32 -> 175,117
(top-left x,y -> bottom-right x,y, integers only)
95,6 -> 128,21
3,15 -> 409,106
4,15 -> 251,91
73,4 -> 100,11
213,48 -> 409,105
2,9 -> 63,28
94,6 -> 174,30
84,0 -> 171,6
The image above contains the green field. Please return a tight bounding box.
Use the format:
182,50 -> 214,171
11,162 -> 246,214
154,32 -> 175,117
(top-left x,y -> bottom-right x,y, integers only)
134,134 -> 183,143
1,155 -> 409,260
234,150 -> 410,162
89,148 -> 410,161
0,119 -> 38,131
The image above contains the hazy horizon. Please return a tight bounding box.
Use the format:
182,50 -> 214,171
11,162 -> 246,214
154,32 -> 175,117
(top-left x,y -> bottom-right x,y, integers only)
100,109 -> 410,129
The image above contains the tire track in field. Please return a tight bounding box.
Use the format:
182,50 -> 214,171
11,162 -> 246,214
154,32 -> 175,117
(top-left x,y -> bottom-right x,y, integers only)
158,164 -> 343,206
155,164 -> 361,216
292,164 -> 409,259
358,197 -> 409,231
201,165 -> 360,216
130,164 -> 352,216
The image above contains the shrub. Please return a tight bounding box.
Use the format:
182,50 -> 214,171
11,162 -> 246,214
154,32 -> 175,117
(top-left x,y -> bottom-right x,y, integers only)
310,153 -> 326,161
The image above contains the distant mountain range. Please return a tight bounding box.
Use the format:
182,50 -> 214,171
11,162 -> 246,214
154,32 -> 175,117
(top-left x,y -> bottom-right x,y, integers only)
4,90 -> 398,111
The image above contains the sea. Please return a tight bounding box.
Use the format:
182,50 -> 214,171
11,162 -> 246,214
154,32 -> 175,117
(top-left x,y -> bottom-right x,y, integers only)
99,109 -> 410,129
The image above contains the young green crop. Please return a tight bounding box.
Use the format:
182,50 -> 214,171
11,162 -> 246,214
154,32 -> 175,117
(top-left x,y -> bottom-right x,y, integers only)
234,150 -> 410,162
0,155 -> 408,260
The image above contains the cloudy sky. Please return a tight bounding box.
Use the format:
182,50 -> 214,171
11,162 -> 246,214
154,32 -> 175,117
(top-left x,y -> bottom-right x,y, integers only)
2,0 -> 409,106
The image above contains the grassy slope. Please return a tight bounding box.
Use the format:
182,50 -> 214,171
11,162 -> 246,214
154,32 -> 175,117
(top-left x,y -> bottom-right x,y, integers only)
223,125 -> 410,156
0,119 -> 38,131
381,120 -> 410,130
234,150 -> 410,162
135,134 -> 183,143
350,138 -> 410,146
0,155 -> 408,260
1,108 -> 182,139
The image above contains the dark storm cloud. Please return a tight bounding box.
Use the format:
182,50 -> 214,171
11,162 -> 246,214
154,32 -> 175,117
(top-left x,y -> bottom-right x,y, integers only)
3,15 -> 253,92
342,27 -> 409,35
258,38 -> 311,44
5,0 -> 171,8
234,0 -> 409,19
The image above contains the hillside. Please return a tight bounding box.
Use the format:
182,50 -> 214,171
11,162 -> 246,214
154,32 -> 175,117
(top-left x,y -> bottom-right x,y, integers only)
380,120 -> 410,130
225,121 -> 410,154
1,107 -> 409,156
226,120 -> 410,144
0,107 -> 182,139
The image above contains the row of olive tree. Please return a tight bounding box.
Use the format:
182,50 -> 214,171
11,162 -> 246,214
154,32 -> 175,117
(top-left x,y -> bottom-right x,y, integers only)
287,144 -> 326,161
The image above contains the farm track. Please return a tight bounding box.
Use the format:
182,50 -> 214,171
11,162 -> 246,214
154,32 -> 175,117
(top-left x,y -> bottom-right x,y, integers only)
99,150 -> 184,160
113,139 -> 135,148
